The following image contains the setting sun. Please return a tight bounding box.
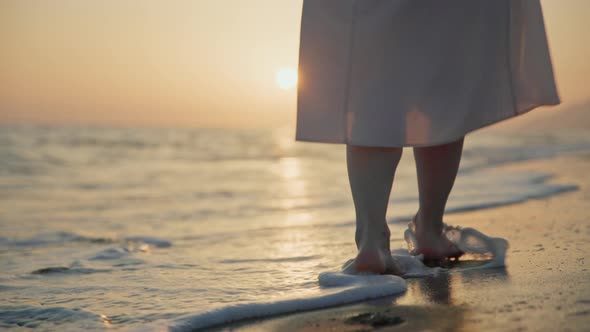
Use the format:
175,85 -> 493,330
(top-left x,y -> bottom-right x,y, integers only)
276,67 -> 298,90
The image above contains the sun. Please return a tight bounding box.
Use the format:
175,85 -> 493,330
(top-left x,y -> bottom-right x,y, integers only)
276,67 -> 298,90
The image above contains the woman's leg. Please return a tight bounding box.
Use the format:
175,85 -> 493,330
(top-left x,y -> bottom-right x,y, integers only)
413,137 -> 464,259
346,145 -> 403,274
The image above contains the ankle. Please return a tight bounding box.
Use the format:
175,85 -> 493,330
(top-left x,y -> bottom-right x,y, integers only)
414,211 -> 443,237
358,224 -> 391,252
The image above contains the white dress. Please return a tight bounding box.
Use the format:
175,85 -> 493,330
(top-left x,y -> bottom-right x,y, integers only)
296,0 -> 560,147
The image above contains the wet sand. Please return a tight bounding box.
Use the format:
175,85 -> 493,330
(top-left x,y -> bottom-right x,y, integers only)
221,152 -> 590,332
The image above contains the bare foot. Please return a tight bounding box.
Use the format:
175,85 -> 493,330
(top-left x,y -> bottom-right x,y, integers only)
344,223 -> 403,275
343,245 -> 402,275
415,232 -> 463,261
409,214 -> 464,261
354,247 -> 388,273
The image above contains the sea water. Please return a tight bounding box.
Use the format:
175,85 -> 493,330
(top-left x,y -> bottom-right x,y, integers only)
0,125 -> 588,331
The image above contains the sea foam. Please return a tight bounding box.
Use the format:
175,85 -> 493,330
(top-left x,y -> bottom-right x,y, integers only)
167,273 -> 405,331
166,224 -> 507,331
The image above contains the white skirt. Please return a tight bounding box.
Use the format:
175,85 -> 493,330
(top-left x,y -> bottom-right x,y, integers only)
296,0 -> 560,147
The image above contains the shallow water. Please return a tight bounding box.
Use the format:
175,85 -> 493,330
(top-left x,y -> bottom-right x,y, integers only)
0,125 -> 588,330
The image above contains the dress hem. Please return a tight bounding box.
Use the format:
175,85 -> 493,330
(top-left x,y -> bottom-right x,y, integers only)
294,100 -> 560,148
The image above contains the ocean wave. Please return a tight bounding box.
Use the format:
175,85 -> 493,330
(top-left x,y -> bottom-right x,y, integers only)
0,232 -> 172,249
88,247 -> 135,261
124,236 -> 172,248
0,285 -> 26,291
0,305 -> 103,330
166,274 -> 406,332
31,266 -> 111,275
164,222 -> 508,332
446,186 -> 578,214
218,255 -> 321,264
0,232 -> 114,247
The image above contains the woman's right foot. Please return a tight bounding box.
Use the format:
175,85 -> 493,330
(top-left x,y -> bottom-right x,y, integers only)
352,247 -> 388,273
344,226 -> 402,275
344,245 -> 401,275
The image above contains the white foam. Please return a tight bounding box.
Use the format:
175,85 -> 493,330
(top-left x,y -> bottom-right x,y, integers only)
162,224 -> 506,331
445,226 -> 509,271
391,249 -> 445,278
404,222 -> 509,272
124,236 -> 172,248
167,273 -> 406,332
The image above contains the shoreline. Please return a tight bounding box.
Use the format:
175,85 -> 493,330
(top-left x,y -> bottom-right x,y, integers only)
219,152 -> 590,332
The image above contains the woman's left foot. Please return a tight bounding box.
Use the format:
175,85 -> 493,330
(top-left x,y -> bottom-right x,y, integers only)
406,214 -> 464,261
414,232 -> 463,261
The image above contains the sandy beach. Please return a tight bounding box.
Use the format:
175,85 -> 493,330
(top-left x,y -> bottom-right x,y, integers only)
3,2 -> 590,331
3,114 -> 588,331
224,152 -> 590,332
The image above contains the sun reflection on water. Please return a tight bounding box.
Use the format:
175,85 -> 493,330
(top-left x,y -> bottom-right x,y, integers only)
277,157 -> 310,216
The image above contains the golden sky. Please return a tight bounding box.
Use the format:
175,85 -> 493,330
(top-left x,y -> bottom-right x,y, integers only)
1,1 -> 589,128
